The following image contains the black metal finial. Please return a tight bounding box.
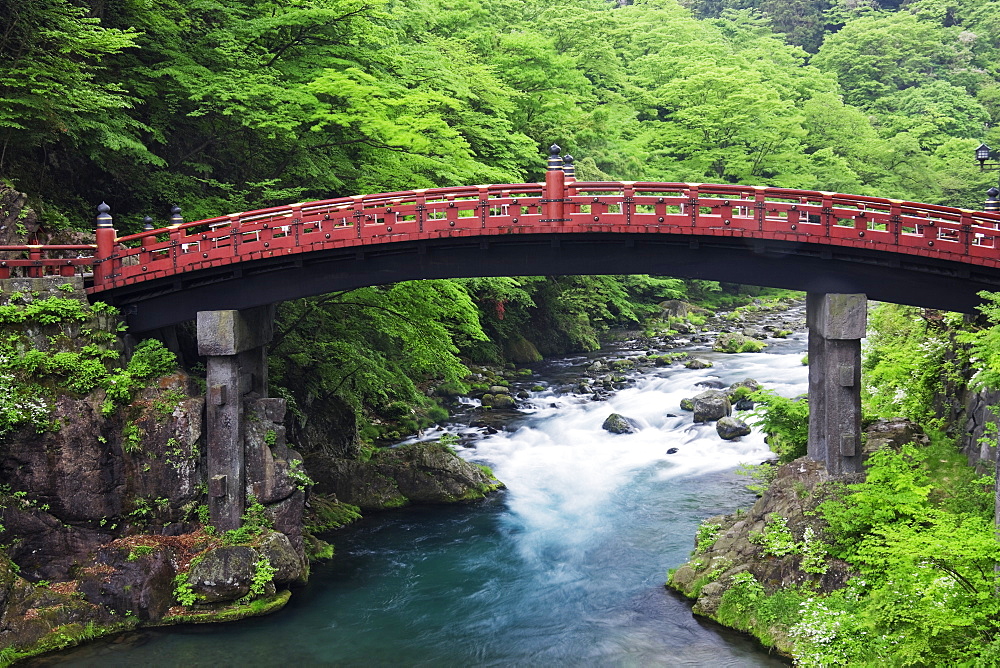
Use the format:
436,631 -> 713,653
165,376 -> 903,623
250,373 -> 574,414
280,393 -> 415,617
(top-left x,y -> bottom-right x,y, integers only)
562,154 -> 575,180
143,216 -> 154,231
170,205 -> 183,226
987,187 -> 1000,214
547,144 -> 563,171
96,202 -> 113,228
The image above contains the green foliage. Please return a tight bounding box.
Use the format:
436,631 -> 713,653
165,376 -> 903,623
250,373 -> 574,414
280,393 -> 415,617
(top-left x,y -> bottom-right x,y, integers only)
716,572 -> 807,647
789,441 -> 1000,664
695,521 -> 722,553
221,496 -> 273,546
102,339 -> 177,412
287,459 -> 314,492
744,390 -> 809,462
749,513 -> 797,557
736,462 -> 779,495
0,295 -> 154,436
126,545 -> 155,562
271,281 -> 485,441
798,527 -> 828,575
819,444 -> 932,559
121,423 -> 142,454
862,303 -> 956,427
959,291 -> 1000,392
240,556 -> 277,605
173,572 -> 198,607
306,495 -> 362,533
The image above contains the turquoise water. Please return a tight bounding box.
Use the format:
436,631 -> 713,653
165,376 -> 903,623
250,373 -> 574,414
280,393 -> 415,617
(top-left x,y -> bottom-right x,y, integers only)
48,326 -> 807,667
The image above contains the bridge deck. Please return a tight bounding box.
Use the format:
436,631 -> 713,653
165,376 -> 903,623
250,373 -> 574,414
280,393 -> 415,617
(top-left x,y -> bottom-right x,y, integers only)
3,181 -> 1000,330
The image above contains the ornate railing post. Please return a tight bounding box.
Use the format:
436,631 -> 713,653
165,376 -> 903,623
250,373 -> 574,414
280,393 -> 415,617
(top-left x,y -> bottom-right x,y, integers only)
562,154 -> 575,183
94,202 -> 116,286
544,144 -> 565,224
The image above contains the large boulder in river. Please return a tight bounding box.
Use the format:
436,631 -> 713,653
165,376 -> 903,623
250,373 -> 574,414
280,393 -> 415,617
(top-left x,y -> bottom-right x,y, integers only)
685,358 -> 714,369
716,416 -> 751,440
692,390 -> 732,423
713,332 -> 766,353
602,413 -> 640,434
186,545 -> 258,603
306,442 -> 504,511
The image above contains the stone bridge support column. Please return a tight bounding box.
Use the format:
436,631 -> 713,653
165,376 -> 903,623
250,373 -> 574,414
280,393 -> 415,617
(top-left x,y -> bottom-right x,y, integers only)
197,305 -> 275,530
807,293 -> 866,475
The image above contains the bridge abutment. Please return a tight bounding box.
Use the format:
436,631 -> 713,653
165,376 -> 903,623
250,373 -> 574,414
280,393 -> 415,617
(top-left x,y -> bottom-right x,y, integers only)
197,305 -> 275,530
806,293 -> 866,475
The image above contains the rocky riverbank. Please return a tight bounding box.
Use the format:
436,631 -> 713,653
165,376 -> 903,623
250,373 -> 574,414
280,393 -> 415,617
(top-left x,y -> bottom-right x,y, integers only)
0,278 -> 506,664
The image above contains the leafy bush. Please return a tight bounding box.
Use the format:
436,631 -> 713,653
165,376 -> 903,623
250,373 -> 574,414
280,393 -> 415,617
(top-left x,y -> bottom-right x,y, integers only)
744,390 -> 809,462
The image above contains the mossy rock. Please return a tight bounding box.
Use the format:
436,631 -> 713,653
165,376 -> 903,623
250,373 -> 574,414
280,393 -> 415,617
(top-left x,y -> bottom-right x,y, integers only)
161,590 -> 291,625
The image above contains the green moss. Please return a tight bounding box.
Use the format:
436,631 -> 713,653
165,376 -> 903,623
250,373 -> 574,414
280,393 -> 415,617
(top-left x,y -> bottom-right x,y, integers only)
306,495 -> 363,533
7,617 -> 141,666
160,590 -> 291,625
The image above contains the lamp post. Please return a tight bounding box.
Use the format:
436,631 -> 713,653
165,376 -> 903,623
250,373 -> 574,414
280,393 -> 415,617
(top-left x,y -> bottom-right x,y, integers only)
975,144 -> 1000,213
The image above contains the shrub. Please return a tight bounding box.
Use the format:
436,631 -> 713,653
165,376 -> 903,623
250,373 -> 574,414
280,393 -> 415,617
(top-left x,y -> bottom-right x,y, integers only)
744,390 -> 808,462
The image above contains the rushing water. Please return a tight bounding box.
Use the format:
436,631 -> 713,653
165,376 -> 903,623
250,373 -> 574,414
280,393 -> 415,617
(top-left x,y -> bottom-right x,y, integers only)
48,313 -> 808,667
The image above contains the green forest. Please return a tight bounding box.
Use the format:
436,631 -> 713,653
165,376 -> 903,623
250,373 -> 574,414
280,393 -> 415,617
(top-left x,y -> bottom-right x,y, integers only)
5,0 -> 1000,665
5,0 -> 1000,438
3,0 -> 999,225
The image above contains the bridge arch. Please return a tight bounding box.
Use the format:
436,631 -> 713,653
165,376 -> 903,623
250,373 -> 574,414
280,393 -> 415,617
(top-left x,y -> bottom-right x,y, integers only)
83,174 -> 1000,330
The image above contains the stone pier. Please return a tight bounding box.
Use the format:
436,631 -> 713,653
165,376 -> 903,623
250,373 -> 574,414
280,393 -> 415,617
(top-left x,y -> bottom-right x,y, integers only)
807,293 -> 866,475
197,305 -> 275,530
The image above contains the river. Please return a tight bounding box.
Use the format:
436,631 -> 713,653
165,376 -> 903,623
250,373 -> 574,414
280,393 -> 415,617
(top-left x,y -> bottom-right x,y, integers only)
48,307 -> 807,667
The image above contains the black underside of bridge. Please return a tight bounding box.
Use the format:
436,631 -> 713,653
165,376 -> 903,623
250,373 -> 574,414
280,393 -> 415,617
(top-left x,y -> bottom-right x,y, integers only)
99,233 -> 1000,332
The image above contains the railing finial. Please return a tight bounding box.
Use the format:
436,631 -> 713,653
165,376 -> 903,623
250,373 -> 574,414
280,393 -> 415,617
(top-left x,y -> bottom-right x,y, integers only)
562,154 -> 575,182
143,216 -> 154,231
987,187 -> 1000,214
170,205 -> 183,226
547,144 -> 563,172
96,202 -> 113,228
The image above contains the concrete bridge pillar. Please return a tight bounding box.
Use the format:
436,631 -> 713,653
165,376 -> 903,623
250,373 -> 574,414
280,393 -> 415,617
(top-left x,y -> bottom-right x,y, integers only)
807,293 -> 866,475
197,305 -> 275,530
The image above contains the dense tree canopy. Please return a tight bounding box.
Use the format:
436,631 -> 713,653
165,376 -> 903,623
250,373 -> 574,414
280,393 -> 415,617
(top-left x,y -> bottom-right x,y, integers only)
3,0 -> 998,227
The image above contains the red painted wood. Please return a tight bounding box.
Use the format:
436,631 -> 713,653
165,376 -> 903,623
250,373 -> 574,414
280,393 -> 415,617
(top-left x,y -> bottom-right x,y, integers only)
4,183 -> 1000,291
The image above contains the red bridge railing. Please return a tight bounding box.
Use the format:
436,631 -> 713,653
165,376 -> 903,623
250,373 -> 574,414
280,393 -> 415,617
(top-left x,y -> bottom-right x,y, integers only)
5,166 -> 1000,293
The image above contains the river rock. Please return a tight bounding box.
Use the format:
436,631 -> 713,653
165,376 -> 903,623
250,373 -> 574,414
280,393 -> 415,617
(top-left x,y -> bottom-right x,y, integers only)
668,459 -> 857,656
187,545 -> 258,603
491,394 -> 517,409
602,413 -> 639,434
306,442 -> 504,511
713,332 -> 763,353
716,416 -> 751,440
685,358 -> 713,369
489,385 -> 511,395
258,531 -> 308,587
680,397 -> 694,411
692,390 -> 731,423
727,378 -> 761,395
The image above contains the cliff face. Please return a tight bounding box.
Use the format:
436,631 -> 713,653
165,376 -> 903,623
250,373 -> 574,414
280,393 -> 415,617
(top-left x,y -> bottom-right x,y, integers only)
0,279 -> 308,661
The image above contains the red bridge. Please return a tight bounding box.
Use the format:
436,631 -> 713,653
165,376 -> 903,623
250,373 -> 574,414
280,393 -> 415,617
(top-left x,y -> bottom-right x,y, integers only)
6,150 -> 1000,331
